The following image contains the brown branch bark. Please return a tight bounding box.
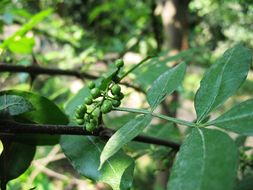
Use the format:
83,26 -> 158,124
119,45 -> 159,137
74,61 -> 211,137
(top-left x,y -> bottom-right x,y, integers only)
0,120 -> 180,150
0,64 -> 145,93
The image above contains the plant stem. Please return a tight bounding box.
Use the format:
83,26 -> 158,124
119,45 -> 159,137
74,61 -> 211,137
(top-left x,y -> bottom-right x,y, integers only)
0,120 -> 180,149
119,55 -> 155,81
113,107 -> 196,127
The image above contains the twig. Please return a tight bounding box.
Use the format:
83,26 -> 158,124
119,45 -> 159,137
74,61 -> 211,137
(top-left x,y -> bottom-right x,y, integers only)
0,64 -> 97,79
0,120 -> 180,150
0,64 -> 145,93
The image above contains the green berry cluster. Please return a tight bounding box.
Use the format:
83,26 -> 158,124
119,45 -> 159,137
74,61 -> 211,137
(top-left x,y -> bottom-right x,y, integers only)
75,59 -> 125,132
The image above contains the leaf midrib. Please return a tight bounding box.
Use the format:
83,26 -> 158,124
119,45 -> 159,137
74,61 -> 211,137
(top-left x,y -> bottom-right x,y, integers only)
197,128 -> 207,190
0,103 -> 25,111
198,48 -> 235,122
87,137 -> 119,179
212,112 -> 253,124
150,70 -> 172,110
103,116 -> 149,160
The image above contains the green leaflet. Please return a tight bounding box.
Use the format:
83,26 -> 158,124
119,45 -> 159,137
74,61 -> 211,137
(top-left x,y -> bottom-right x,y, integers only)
208,99 -> 253,135
60,136 -> 134,190
168,128 -> 238,190
100,115 -> 152,168
0,90 -> 68,145
147,62 -> 186,111
0,141 -> 36,188
0,94 -> 33,116
194,44 -> 252,123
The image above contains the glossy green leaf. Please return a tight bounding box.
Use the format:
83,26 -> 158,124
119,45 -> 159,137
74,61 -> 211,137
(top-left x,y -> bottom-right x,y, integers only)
0,141 -> 35,187
0,94 -> 33,116
100,115 -> 152,168
168,128 -> 238,190
60,136 -> 134,190
0,90 -> 68,145
147,62 -> 186,110
208,99 -> 253,135
194,44 -> 252,123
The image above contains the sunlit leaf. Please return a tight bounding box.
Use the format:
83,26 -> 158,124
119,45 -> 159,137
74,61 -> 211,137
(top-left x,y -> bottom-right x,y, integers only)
0,9 -> 53,51
8,36 -> 35,54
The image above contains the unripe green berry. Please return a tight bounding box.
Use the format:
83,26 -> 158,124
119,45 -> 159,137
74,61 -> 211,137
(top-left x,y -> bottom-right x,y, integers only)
115,59 -> 124,68
86,122 -> 96,132
112,99 -> 121,107
101,100 -> 113,113
76,105 -> 87,116
84,114 -> 90,121
76,119 -> 84,125
91,88 -> 100,99
118,92 -> 124,100
75,112 -> 83,119
90,118 -> 98,126
92,107 -> 100,117
84,96 -> 93,105
111,84 -> 121,95
115,92 -> 124,100
87,81 -> 95,89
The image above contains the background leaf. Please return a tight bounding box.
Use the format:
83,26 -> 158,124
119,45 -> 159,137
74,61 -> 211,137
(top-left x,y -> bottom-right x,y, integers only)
194,44 -> 252,123
0,9 -> 53,51
147,62 -> 186,110
100,115 -> 152,168
208,99 -> 253,135
60,136 -> 134,190
168,128 -> 238,190
0,94 -> 33,116
8,36 -> 35,54
134,49 -> 196,91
